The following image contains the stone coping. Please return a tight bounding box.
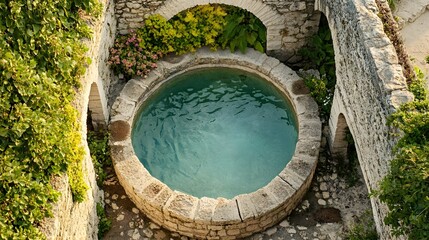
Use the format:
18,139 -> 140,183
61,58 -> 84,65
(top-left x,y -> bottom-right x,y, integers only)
109,48 -> 321,239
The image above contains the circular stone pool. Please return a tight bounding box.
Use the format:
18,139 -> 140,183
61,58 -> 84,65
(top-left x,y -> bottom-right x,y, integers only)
109,49 -> 321,239
132,67 -> 298,199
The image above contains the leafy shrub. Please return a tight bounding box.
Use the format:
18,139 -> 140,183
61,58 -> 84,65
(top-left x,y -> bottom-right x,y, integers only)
0,0 -> 100,237
376,70 -> 429,239
300,20 -> 336,119
88,131 -> 111,187
108,4 -> 267,80
345,210 -> 378,240
425,55 -> 429,64
169,5 -> 227,54
218,5 -> 266,53
108,31 -> 163,79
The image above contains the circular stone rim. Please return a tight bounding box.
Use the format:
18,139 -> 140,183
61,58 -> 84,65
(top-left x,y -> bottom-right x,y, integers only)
109,48 -> 321,239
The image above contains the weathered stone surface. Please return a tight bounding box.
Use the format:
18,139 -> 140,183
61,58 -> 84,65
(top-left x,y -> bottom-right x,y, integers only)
194,197 -> 217,224
212,199 -> 241,224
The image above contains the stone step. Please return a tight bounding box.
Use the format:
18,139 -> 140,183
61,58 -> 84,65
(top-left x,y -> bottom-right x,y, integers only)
394,0 -> 429,28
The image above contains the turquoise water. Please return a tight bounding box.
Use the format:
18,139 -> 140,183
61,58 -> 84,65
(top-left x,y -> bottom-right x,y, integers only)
132,68 -> 298,199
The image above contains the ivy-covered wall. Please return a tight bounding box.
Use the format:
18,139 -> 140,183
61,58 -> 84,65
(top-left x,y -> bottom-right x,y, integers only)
114,0 -> 320,63
38,0 -> 116,238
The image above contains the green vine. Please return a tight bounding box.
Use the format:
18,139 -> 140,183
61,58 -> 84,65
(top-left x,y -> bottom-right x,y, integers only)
375,68 -> 429,239
0,0 -> 100,238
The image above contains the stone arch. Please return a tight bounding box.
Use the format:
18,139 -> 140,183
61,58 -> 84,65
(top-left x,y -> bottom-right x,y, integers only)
88,82 -> 108,130
155,0 -> 284,51
330,113 -> 349,160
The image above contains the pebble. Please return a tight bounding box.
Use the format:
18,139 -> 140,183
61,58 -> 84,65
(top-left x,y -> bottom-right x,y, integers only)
318,199 -> 327,206
112,194 -> 119,200
154,230 -> 167,240
132,231 -> 141,240
297,226 -> 307,230
143,228 -> 154,238
111,203 -> 119,210
287,228 -> 297,234
120,231 -> 124,236
330,173 -> 338,180
265,227 -> 277,236
121,195 -> 126,199
319,182 -> 328,191
105,199 -> 111,204
322,192 -> 330,199
129,221 -> 135,228
116,214 -> 124,221
279,220 -> 290,228
149,222 -> 161,230
132,207 -> 140,214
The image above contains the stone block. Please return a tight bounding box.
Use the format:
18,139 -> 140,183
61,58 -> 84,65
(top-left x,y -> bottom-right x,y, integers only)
212,199 -> 241,224
194,197 -> 217,224
278,167 -> 304,191
235,194 -> 257,220
248,189 -> 278,216
120,79 -> 147,102
264,176 -> 296,204
298,119 -> 322,142
164,192 -> 198,221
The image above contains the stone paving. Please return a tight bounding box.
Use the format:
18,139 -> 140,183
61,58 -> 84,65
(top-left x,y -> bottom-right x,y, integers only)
102,126 -> 373,240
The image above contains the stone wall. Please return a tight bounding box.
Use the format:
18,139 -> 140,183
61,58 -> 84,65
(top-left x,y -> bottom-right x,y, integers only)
38,0 -> 117,239
315,0 -> 413,239
114,0 -> 320,63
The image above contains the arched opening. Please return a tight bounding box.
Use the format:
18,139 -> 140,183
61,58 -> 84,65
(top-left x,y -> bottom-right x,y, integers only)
155,0 -> 284,51
88,82 -> 107,130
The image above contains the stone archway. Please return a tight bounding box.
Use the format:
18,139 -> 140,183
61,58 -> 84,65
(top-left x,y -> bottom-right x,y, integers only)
154,0 -> 284,51
88,82 -> 108,130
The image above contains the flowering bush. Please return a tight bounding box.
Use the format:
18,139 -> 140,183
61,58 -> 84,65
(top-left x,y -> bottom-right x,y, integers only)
108,31 -> 163,79
108,4 -> 267,80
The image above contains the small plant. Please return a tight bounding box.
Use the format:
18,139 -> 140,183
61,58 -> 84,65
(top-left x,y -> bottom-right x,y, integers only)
425,55 -> 429,64
87,130 -> 111,187
300,19 -> 336,119
97,203 -> 111,239
345,210 -> 378,240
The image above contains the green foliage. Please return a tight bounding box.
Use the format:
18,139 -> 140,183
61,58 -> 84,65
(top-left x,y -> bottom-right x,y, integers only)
376,71 -> 429,239
300,21 -> 336,119
303,75 -> 332,119
97,203 -> 111,239
345,210 -> 378,240
88,131 -> 111,187
218,5 -> 266,53
0,0 -> 99,237
426,55 -> 429,64
388,0 -> 398,10
169,5 -> 227,54
409,67 -> 428,101
109,4 -> 267,80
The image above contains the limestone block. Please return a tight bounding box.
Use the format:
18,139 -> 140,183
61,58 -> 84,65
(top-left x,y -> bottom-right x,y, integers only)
109,120 -> 131,142
164,192 -> 199,221
194,197 -> 218,224
212,199 -> 241,224
263,176 -> 296,204
248,189 -> 278,216
110,97 -> 135,120
120,79 -> 147,102
278,167 -> 305,190
235,194 -> 257,220
298,119 -> 322,142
